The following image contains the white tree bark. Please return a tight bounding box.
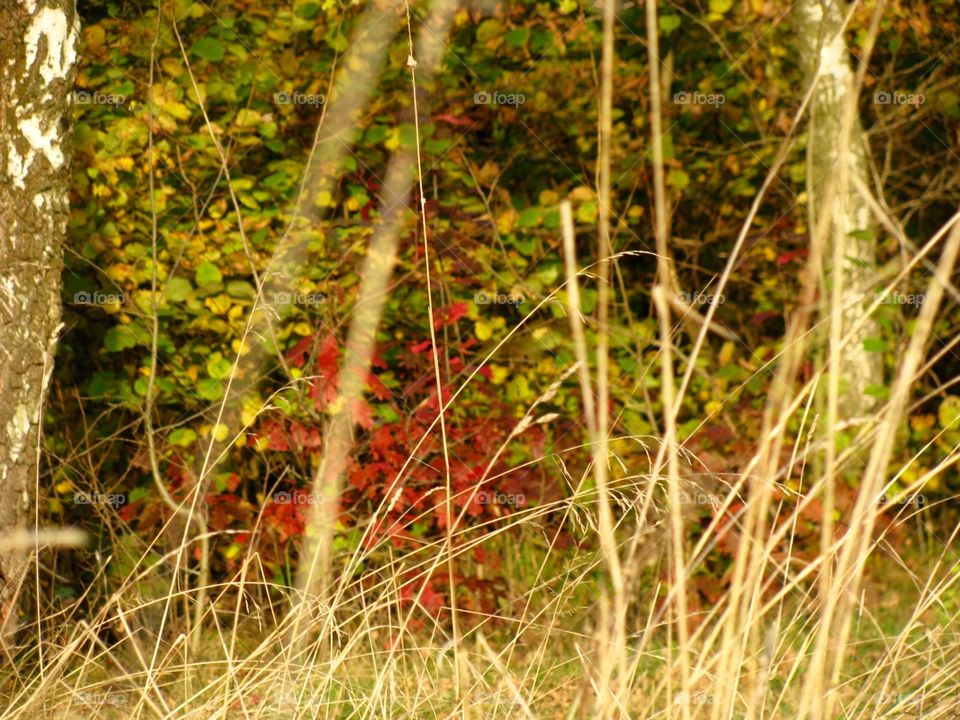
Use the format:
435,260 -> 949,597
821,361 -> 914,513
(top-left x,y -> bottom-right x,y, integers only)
0,0 -> 78,654
797,0 -> 882,417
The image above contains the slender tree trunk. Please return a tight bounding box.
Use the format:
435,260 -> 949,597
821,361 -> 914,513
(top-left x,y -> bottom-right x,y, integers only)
0,0 -> 79,653
797,0 -> 882,418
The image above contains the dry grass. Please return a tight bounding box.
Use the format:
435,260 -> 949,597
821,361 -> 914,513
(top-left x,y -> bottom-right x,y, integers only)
5,1 -> 960,718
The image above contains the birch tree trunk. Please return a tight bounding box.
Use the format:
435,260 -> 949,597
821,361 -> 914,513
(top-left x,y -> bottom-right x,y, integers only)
797,0 -> 882,419
0,0 -> 79,653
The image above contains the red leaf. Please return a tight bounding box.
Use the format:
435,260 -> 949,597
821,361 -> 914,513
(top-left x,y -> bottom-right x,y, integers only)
367,372 -> 392,401
433,301 -> 469,330
316,333 -> 340,375
775,247 -> 808,265
350,397 -> 375,430
285,336 -> 313,368
435,113 -> 475,127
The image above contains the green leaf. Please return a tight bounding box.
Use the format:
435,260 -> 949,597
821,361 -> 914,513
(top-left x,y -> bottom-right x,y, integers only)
518,207 -> 542,228
197,377 -> 225,401
862,337 -> 887,353
226,280 -> 257,300
476,19 -> 502,43
190,37 -> 225,62
864,384 -> 890,400
206,353 -> 233,380
668,169 -> 690,191
195,262 -> 223,288
847,229 -> 875,241
165,277 -> 193,302
845,255 -> 872,269
938,396 -> 960,430
505,27 -> 530,47
103,325 -> 140,352
169,428 -> 198,447
506,375 -> 533,403
295,2 -> 320,19
580,288 -> 597,314
659,15 -> 682,34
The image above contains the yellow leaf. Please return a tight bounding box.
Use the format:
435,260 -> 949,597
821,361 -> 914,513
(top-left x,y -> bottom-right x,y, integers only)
568,185 -> 594,201
213,423 -> 229,442
315,190 -> 334,207
496,208 -> 517,235
384,127 -> 401,151
204,294 -> 232,315
106,263 -> 131,282
55,480 -> 74,494
83,25 -> 106,49
235,109 -> 261,127
241,396 -> 262,427
162,100 -> 191,121
489,365 -> 509,385
475,319 -> 492,341
719,341 -> 735,366
160,57 -> 183,77
326,396 -> 344,415
293,322 -> 312,336
539,189 -> 559,206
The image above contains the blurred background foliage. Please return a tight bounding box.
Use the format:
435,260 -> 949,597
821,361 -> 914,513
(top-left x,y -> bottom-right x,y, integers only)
45,0 -> 960,619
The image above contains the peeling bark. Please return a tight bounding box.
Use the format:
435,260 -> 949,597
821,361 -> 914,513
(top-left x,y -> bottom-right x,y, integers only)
797,0 -> 883,417
0,0 -> 78,654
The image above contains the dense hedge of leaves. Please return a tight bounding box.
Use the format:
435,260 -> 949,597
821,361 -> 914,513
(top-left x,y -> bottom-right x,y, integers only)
46,0 -> 960,613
